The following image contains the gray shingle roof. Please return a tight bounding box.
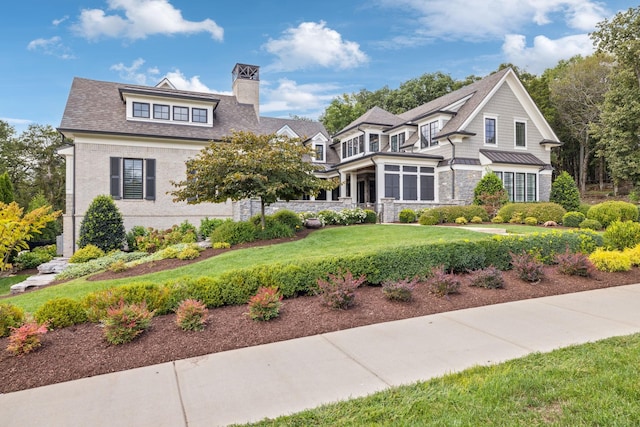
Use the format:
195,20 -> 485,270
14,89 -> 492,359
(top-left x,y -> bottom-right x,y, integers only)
58,77 -> 329,141
479,149 -> 546,166
334,106 -> 404,137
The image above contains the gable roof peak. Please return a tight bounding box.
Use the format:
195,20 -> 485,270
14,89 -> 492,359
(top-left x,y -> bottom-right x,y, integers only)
334,106 -> 403,137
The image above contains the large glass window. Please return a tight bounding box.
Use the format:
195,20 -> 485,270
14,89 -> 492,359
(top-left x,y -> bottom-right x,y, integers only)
494,171 -> 537,202
385,174 -> 400,199
515,121 -> 526,147
420,121 -> 439,148
391,135 -> 398,152
485,117 -> 496,144
133,102 -> 150,118
384,164 -> 434,201
173,106 -> 188,121
515,173 -> 526,202
192,108 -> 207,123
314,144 -> 324,161
153,104 -> 169,120
526,173 -> 537,202
123,158 -> 143,199
403,174 -> 417,200
359,135 -> 365,153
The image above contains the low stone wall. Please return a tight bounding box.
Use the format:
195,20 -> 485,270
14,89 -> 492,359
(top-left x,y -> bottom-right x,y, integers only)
233,199 -> 352,221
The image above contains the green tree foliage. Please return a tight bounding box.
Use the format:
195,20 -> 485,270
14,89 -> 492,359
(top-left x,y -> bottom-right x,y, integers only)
549,55 -> 612,193
550,171 -> 581,212
319,94 -> 366,135
28,192 -> 62,243
473,172 -> 508,217
0,172 -> 14,204
78,195 -> 126,252
171,131 -> 338,229
591,7 -> 640,187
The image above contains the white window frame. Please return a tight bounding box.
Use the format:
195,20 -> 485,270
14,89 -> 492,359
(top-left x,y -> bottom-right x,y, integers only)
484,114 -> 498,146
313,142 -> 326,163
514,118 -> 527,149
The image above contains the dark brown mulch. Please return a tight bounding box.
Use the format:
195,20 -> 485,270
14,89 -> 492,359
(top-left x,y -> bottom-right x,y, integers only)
2,226 -> 640,394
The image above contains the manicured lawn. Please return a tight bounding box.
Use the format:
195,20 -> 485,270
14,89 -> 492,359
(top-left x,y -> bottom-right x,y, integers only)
464,223 -> 551,234
4,225 -> 490,312
0,274 -> 29,297
243,334 -> 640,426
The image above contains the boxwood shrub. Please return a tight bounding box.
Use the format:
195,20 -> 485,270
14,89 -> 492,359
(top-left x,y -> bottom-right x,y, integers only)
562,211 -> 586,228
497,202 -> 566,224
587,201 -> 639,228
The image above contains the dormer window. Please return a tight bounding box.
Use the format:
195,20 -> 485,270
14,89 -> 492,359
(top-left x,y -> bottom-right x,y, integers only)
133,102 -> 150,118
314,143 -> 325,162
192,108 -> 207,123
173,106 -> 188,121
369,134 -> 379,152
153,104 -> 170,120
420,121 -> 438,148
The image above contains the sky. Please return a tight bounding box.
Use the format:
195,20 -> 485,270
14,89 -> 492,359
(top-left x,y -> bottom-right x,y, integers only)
1,0 -> 636,135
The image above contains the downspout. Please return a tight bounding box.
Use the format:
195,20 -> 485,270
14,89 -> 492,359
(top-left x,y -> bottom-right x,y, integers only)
447,137 -> 456,200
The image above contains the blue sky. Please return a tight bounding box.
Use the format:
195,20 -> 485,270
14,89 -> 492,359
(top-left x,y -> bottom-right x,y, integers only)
1,0 -> 635,134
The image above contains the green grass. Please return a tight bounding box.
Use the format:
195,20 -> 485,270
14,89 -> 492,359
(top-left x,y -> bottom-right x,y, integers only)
464,223 -> 547,234
241,334 -> 640,426
4,225 -> 490,313
0,274 -> 29,296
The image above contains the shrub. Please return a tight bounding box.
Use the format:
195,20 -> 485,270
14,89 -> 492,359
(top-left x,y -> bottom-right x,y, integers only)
418,210 -> 440,225
473,172 -> 509,216
509,212 -> 524,224
471,216 -> 483,224
562,211 -> 586,228
381,276 -> 419,302
272,209 -> 303,232
524,217 -> 538,226
469,266 -> 505,289
126,225 -> 147,252
317,210 -> 340,225
555,250 -> 596,277
316,269 -> 366,309
175,299 -> 208,331
14,249 -> 54,270
455,216 -> 468,224
213,242 -> 231,249
364,209 -> 378,224
623,244 -> 640,267
0,303 -> 25,337
102,300 -> 154,345
209,220 -> 257,246
587,201 -> 639,228
426,265 -> 461,297
579,218 -> 603,231
158,246 -> 180,259
255,221 -> 295,240
589,249 -> 632,272
491,215 -> 505,223
177,246 -> 201,260
247,287 -> 283,321
200,217 -> 228,239
135,225 -> 196,253
34,298 -> 87,329
497,203 -> 566,224
340,208 -> 368,225
399,209 -> 417,223
7,321 -> 48,356
56,251 -> 148,281
77,194 -> 125,252
550,171 -> 581,212
603,220 -> 640,251
510,252 -> 545,282
578,203 -> 591,216
69,244 -> 105,263
108,259 -> 128,273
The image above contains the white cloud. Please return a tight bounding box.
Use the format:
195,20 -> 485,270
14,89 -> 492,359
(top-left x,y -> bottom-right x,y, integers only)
376,0 -> 610,41
264,21 -> 368,71
261,78 -> 339,118
27,36 -> 74,59
72,0 -> 223,41
53,16 -> 69,26
163,70 -> 230,94
502,33 -> 595,74
110,58 -> 155,85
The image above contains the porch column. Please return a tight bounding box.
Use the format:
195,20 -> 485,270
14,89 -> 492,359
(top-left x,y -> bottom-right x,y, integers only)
350,172 -> 357,203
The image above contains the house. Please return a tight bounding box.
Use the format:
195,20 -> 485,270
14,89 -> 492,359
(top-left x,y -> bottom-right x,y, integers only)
57,64 -> 560,256
329,67 -> 562,219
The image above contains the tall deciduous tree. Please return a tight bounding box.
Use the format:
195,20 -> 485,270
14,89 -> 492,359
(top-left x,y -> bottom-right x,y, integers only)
171,131 -> 338,229
0,172 -> 15,204
591,6 -> 640,189
549,55 -> 612,193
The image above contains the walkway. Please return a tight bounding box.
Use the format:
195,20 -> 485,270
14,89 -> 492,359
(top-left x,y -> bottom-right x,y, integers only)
2,284 -> 640,426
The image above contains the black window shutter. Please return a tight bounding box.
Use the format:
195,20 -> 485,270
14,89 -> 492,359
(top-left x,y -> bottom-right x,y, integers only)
145,159 -> 156,200
110,157 -> 122,199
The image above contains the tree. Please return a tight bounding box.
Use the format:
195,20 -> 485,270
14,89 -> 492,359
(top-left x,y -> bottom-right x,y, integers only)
78,195 -> 126,252
0,172 -> 14,204
171,131 -> 338,229
591,7 -> 640,189
319,94 -> 366,135
472,172 -> 508,217
28,192 -> 62,243
0,202 -> 61,274
549,55 -> 612,193
550,171 -> 581,212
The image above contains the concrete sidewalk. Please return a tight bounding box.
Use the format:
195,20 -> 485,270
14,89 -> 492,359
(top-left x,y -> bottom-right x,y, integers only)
3,284 -> 640,426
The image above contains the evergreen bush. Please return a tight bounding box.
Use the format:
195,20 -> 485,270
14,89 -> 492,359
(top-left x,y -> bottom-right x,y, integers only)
550,171 -> 580,211
77,195 -> 125,252
399,209 -> 417,223
34,298 -> 87,329
473,172 -> 508,216
69,244 -> 105,263
587,201 -> 639,228
272,209 -> 303,232
497,202 -> 566,224
209,220 -> 257,245
603,220 -> 640,250
562,211 -> 586,228
0,303 -> 24,337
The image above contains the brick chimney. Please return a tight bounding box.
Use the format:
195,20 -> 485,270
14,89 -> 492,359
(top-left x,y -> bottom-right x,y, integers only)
232,63 -> 260,118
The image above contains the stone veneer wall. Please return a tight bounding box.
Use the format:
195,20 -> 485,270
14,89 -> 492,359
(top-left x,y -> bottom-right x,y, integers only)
233,199 -> 352,222
539,174 -> 552,201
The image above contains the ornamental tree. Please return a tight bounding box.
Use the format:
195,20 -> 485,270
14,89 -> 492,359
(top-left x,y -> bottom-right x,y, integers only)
77,195 -> 126,252
472,171 -> 508,217
550,171 -> 581,212
0,202 -> 61,274
171,131 -> 338,229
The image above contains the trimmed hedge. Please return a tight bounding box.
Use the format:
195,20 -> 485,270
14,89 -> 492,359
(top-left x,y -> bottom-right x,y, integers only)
497,202 -> 566,224
418,205 -> 489,225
